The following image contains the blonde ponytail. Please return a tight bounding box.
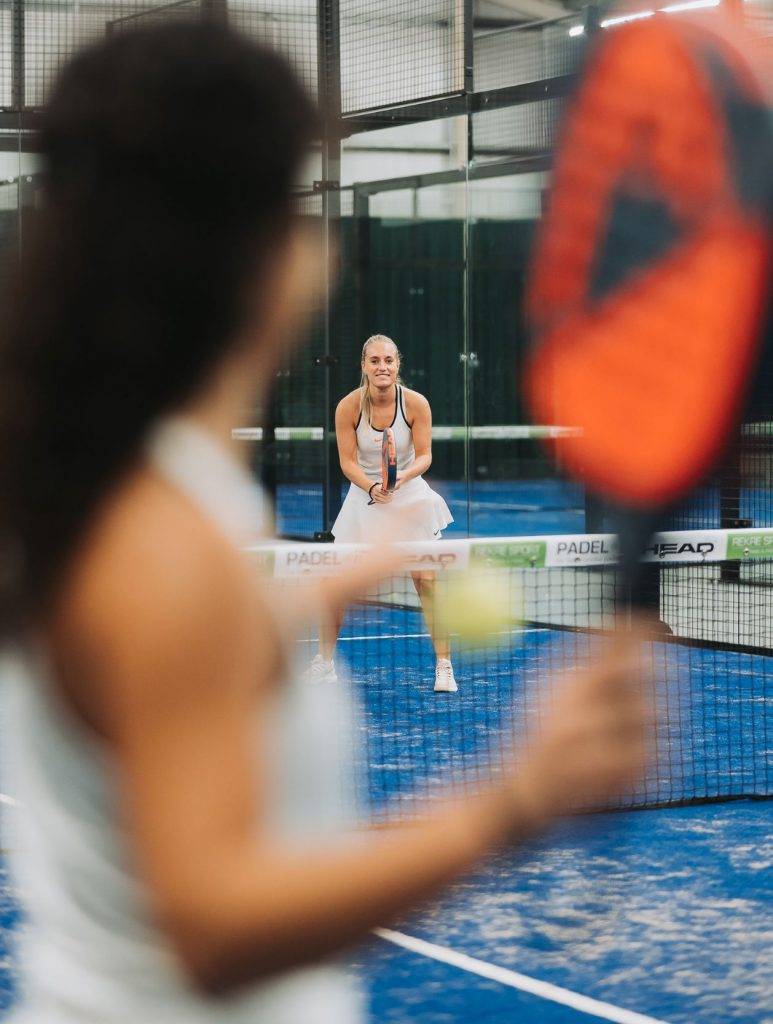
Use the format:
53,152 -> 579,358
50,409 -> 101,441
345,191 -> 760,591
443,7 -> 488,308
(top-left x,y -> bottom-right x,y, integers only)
359,334 -> 403,425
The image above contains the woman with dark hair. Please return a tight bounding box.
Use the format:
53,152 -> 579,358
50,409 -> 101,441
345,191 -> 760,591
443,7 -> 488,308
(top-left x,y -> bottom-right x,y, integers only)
0,21 -> 647,1024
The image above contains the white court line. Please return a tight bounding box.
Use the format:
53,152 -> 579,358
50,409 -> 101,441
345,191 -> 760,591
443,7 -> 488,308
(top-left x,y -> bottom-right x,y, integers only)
300,628 -> 550,643
374,929 -> 672,1024
299,632 -> 432,643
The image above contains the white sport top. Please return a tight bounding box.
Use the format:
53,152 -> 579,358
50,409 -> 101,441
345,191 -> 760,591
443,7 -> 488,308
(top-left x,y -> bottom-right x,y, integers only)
2,416 -> 363,1024
355,385 -> 415,482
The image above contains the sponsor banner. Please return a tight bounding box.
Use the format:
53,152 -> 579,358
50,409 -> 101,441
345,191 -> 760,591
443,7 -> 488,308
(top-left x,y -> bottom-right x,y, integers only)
727,529 -> 773,560
245,546 -> 276,574
546,535 -> 617,567
640,530 -> 728,564
400,540 -> 471,573
270,543 -> 370,577
472,539 -> 547,569
246,527 -> 773,577
232,427 -> 326,442
249,540 -> 472,578
235,425 -> 581,443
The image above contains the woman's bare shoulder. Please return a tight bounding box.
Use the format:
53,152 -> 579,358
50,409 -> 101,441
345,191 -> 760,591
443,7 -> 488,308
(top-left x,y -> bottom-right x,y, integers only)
402,387 -> 430,416
336,389 -> 362,420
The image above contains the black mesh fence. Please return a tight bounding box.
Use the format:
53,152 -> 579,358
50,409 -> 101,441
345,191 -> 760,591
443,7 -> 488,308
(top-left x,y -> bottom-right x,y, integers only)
228,1 -> 318,98
473,14 -> 584,91
340,0 -> 465,114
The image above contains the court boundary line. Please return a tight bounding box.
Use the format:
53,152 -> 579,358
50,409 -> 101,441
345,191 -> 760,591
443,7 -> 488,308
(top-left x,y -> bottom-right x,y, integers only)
374,928 -> 672,1024
299,628 -> 550,643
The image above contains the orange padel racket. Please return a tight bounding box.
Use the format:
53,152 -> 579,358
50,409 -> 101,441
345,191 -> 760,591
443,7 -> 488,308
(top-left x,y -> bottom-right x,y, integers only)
525,11 -> 772,576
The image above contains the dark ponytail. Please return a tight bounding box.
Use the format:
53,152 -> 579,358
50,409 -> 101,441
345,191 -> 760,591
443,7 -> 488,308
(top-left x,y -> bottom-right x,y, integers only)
0,21 -> 317,634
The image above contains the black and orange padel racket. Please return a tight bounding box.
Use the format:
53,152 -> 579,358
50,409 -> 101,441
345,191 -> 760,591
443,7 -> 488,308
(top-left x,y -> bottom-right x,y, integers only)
368,427 -> 398,505
381,427 -> 398,492
526,11 -> 772,578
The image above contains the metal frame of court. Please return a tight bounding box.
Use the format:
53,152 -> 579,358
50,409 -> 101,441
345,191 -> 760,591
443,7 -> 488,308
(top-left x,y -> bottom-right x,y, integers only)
2,1 -> 768,540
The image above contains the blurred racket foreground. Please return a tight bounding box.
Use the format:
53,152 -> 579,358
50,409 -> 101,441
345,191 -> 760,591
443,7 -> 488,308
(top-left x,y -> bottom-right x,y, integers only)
526,10 -> 772,578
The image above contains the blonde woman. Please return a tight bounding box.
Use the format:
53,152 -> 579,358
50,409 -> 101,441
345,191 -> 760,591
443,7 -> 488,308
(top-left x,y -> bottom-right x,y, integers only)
309,335 -> 457,692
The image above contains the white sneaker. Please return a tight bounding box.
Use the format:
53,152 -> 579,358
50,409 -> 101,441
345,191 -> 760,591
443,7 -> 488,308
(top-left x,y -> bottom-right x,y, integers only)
305,654 -> 338,685
433,658 -> 458,694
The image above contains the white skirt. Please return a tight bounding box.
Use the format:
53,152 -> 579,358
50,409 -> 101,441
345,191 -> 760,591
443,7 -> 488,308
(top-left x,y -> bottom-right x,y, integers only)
332,476 -> 453,543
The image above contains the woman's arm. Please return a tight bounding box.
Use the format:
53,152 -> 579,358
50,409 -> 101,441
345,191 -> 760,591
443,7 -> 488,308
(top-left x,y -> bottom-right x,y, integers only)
60,498 -> 647,997
397,391 -> 432,486
335,395 -> 386,500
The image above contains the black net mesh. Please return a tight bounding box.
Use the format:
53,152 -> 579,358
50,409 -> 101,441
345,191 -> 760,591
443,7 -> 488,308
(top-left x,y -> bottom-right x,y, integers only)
254,531 -> 772,820
668,351 -> 773,539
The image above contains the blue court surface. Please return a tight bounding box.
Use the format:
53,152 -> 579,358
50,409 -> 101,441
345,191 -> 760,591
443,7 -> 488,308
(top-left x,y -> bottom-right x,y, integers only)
276,479 -> 585,538
1,597 -> 770,1022
275,479 -> 773,540
335,604 -> 771,1024
0,864 -> 19,1014
348,802 -> 771,1024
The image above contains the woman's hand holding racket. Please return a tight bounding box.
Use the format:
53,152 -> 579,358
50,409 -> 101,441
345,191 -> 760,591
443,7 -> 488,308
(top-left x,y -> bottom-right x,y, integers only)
367,484 -> 393,504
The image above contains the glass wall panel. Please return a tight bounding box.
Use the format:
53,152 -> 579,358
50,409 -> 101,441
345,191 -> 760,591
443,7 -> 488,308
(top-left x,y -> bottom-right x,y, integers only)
465,173 -> 584,538
335,180 -> 467,534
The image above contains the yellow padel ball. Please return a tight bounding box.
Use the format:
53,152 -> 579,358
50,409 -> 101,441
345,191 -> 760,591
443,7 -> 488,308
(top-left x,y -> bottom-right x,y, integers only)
433,567 -> 519,648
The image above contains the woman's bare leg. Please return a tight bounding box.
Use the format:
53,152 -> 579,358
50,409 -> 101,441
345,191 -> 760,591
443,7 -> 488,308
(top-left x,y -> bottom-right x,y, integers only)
412,573 -> 450,661
318,609 -> 344,663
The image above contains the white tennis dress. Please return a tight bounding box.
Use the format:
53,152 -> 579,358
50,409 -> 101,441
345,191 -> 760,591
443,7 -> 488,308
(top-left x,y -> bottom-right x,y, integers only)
332,386 -> 453,542
1,417 -> 364,1024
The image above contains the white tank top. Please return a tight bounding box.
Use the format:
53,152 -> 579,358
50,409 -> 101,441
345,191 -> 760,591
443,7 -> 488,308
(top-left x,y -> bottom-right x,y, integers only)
355,385 -> 415,482
1,417 -> 363,1024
